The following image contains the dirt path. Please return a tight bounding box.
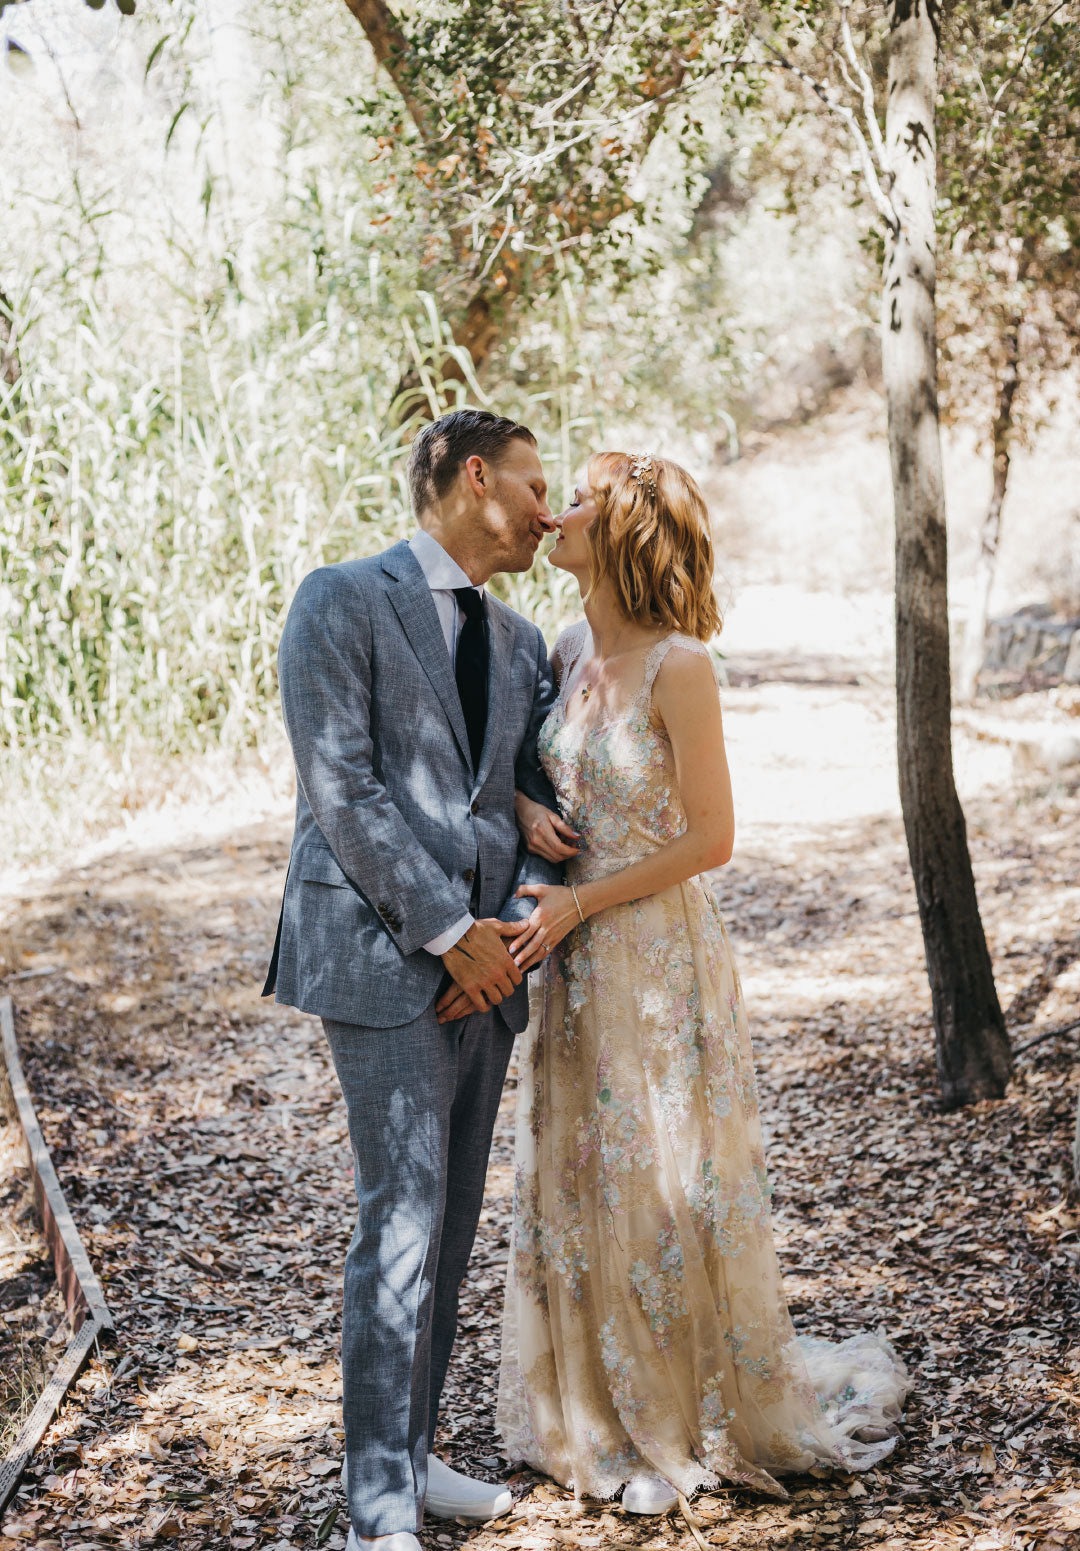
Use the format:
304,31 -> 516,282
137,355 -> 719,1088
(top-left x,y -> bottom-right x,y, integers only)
0,681 -> 1078,1551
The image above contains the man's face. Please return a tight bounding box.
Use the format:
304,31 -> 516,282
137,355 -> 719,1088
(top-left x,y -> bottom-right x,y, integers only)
476,439 -> 555,573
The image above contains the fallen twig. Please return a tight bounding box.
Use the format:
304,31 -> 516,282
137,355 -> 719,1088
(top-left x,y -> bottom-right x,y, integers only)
1006,1400 -> 1059,1438
679,1493 -> 711,1551
1013,1018 -> 1080,1056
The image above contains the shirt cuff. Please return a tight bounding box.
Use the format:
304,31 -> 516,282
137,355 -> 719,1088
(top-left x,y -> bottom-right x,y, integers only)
424,914 -> 475,957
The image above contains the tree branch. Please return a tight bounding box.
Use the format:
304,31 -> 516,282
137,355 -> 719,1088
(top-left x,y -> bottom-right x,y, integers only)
339,0 -> 434,142
755,35 -> 899,236
989,0 -> 1074,116
446,73 -> 690,239
838,0 -> 887,171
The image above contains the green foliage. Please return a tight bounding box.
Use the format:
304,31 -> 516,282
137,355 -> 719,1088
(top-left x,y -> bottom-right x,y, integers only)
348,0 -> 759,317
939,2 -> 1079,253
1,0 -> 780,773
1,296 -> 398,753
937,0 -> 1080,433
0,280 -> 590,756
0,0 -> 596,766
0,0 -> 131,12
9,0 -> 1072,790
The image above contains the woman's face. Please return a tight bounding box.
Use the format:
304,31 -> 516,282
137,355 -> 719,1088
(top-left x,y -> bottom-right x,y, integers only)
549,478 -> 598,576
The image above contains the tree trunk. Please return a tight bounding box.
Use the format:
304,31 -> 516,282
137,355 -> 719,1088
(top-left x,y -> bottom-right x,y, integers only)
957,308 -> 1023,702
882,0 -> 1012,1107
391,278 -> 525,423
340,0 -> 434,142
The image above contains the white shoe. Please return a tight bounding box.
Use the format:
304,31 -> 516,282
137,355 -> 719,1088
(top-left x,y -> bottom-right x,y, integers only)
622,1474 -> 678,1515
345,1533 -> 422,1551
424,1453 -> 513,1522
340,1454 -> 513,1524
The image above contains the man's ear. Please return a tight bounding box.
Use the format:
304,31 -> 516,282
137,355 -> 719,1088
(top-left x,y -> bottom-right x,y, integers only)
463,455 -> 487,496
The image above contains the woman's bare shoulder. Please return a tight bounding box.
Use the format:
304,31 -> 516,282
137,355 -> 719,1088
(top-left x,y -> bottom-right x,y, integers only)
652,635 -> 722,695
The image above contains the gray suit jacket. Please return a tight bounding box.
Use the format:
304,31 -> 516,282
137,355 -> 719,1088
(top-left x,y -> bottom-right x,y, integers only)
263,540 -> 561,1031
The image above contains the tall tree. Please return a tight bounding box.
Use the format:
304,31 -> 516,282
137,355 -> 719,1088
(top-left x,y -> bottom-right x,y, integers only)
332,0 -> 1023,1103
742,0 -> 1013,1104
880,0 -> 1011,1105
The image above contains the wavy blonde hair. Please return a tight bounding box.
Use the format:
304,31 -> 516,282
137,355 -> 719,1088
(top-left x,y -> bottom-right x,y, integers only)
583,452 -> 721,642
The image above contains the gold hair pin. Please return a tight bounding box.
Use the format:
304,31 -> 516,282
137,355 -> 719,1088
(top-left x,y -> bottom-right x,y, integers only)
629,454 -> 657,497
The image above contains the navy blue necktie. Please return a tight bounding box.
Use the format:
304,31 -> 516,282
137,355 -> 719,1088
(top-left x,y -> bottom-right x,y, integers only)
453,587 -> 488,770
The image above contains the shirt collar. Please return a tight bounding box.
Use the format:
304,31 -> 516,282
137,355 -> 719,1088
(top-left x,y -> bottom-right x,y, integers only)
409,528 -> 483,594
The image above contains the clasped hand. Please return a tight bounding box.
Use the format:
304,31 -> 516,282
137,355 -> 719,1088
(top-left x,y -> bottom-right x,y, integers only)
509,796 -> 584,970
509,883 -> 582,971
435,796 -> 584,1023
436,918 -> 523,1024
435,885 -> 585,1023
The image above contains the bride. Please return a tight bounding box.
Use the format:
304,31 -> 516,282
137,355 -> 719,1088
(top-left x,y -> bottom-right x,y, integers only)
497,451 -> 910,1512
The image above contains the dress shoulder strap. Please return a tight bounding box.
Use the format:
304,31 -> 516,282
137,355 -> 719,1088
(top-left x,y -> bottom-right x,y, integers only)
640,633 -> 719,699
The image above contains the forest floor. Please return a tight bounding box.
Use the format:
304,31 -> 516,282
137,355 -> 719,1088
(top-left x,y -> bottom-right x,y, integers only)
0,669 -> 1078,1551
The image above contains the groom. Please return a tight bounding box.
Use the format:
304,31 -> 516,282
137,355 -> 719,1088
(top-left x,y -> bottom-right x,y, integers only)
263,409 -> 562,1550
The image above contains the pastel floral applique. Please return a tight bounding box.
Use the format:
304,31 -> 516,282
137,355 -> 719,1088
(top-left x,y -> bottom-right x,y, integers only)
496,626 -> 910,1502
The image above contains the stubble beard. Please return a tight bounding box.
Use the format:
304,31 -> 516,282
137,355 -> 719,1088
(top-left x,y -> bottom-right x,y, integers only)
490,525 -> 540,575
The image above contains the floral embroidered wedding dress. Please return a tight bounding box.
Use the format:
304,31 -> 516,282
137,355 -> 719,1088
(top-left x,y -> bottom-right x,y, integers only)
496,624 -> 910,1500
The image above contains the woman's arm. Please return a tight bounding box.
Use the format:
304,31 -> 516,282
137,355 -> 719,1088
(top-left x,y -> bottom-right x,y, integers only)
511,648 -> 733,968
584,646 -> 734,908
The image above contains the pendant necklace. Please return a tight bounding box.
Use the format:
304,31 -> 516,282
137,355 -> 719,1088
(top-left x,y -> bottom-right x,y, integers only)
579,627 -> 660,703
579,630 -> 627,701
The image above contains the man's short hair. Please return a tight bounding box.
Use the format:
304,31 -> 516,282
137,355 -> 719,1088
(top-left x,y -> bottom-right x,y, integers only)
406,409 -> 537,517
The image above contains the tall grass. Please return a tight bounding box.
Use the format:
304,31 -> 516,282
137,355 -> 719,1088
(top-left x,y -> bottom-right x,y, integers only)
0,291 -> 583,766
0,268 -> 591,869
3,303 -> 388,755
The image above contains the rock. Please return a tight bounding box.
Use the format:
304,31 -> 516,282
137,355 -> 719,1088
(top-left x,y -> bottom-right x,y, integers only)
959,714 -> 1080,775
983,608 -> 1080,688
1010,728 -> 1080,775
1065,630 -> 1080,685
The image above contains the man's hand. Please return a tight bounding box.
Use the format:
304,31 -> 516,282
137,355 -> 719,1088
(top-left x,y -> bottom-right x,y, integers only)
436,919 -> 523,1024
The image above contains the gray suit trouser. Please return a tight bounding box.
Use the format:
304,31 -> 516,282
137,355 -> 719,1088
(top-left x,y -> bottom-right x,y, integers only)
323,1003 -> 513,1538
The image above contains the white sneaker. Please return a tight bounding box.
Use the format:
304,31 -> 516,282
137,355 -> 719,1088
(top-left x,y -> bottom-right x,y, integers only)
424,1453 -> 513,1522
340,1454 -> 513,1524
622,1474 -> 678,1515
345,1533 -> 422,1551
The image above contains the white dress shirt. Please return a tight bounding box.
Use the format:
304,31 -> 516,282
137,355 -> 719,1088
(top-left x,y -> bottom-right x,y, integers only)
408,528 -> 484,957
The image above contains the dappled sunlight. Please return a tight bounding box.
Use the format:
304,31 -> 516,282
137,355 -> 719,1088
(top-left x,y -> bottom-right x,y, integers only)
1,688 -> 1077,1548
0,0 -> 1077,1544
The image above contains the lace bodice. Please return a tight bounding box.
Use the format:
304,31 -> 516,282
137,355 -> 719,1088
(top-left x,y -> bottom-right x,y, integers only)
538,622 -> 719,882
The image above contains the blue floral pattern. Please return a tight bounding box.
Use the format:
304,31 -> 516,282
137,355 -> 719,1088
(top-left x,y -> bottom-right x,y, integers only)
496,624 -> 910,1501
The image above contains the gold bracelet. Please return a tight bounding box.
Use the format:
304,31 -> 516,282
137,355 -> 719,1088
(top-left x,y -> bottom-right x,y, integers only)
570,883 -> 586,925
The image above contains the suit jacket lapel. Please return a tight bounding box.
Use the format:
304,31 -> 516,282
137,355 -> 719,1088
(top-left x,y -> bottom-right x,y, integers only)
382,543 -> 472,770
475,602 -> 512,793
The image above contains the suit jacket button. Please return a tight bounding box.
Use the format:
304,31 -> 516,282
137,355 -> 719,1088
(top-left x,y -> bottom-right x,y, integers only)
462,868 -> 475,884
471,801 -> 480,815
